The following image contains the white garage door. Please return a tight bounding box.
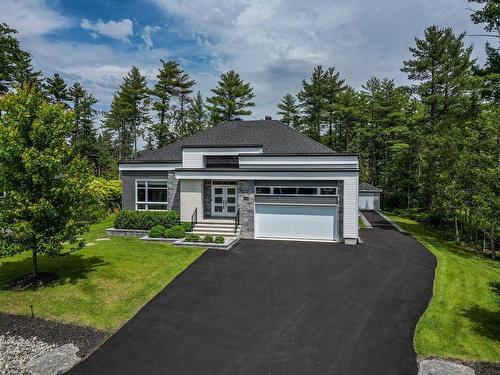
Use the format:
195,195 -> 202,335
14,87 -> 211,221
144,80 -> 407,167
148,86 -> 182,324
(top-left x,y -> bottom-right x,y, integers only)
359,195 -> 375,210
255,204 -> 337,241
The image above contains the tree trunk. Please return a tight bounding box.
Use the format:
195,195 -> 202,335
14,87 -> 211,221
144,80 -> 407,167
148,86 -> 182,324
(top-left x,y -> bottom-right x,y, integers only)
32,250 -> 38,278
454,215 -> 460,244
491,226 -> 496,260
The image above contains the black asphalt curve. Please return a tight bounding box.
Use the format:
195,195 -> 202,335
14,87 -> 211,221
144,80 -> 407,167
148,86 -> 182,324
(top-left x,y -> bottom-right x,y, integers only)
69,211 -> 436,375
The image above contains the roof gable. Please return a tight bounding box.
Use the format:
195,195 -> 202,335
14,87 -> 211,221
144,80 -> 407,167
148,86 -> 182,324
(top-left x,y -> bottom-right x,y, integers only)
134,120 -> 334,162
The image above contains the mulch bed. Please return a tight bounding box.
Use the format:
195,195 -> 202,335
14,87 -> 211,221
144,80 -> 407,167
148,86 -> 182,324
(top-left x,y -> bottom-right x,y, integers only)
0,313 -> 109,358
3,272 -> 59,291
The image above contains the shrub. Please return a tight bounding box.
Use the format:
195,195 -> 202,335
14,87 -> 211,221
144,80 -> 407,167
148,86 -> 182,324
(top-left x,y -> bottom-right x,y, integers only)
114,210 -> 180,230
90,178 -> 122,212
185,234 -> 200,243
149,225 -> 166,238
181,222 -> 193,232
164,225 -> 187,238
215,236 -> 225,244
203,235 -> 214,243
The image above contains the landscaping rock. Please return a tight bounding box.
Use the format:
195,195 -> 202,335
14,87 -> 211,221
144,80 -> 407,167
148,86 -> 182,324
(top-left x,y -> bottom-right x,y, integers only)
0,333 -> 56,375
26,343 -> 80,375
419,359 -> 475,375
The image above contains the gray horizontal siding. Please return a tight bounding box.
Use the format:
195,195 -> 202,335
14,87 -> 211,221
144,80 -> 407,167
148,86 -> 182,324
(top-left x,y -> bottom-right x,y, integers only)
120,171 -> 179,211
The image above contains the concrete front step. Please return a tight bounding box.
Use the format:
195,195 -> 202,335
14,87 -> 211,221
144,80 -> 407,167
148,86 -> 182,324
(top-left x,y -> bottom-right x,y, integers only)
191,231 -> 240,236
194,225 -> 238,231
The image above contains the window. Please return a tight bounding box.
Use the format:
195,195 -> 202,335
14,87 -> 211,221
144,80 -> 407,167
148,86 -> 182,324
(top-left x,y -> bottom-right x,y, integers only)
136,180 -> 168,210
255,186 -> 337,196
205,156 -> 239,168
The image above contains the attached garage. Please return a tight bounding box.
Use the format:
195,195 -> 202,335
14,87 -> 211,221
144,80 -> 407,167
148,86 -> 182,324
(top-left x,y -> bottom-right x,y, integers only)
255,204 -> 338,241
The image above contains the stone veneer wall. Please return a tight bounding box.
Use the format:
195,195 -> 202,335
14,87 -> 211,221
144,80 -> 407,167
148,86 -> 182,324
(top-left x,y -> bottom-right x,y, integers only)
167,171 -> 180,211
203,180 -> 211,219
237,180 -> 255,239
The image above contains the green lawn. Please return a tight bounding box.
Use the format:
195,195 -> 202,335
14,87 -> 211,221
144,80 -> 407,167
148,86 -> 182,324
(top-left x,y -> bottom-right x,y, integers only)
386,213 -> 500,363
358,215 -> 368,229
0,216 -> 204,331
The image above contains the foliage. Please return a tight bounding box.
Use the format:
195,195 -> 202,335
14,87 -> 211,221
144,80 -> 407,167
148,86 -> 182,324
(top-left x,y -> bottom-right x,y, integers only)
214,236 -> 225,244
114,210 -> 180,230
149,225 -> 166,238
185,233 -> 200,242
207,70 -> 255,123
105,66 -> 150,159
89,178 -> 122,213
277,94 -> 301,130
181,91 -> 209,138
43,73 -> 70,104
387,213 -> 500,362
69,82 -> 99,167
0,215 -> 204,331
0,23 -> 41,94
164,225 -> 187,238
203,235 -> 214,243
0,87 -> 100,277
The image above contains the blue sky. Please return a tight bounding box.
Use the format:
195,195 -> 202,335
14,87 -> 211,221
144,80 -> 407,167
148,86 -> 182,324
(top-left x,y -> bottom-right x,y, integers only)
2,0 -> 494,119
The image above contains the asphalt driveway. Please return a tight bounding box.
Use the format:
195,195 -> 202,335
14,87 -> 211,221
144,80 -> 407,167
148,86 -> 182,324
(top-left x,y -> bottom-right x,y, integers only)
69,211 -> 436,375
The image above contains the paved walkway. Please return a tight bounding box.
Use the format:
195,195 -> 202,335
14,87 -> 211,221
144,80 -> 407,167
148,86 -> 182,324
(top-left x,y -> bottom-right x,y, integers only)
69,211 -> 436,375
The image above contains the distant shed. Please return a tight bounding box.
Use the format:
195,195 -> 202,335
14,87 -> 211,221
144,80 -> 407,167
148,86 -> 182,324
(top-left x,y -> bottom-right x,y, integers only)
359,182 -> 382,210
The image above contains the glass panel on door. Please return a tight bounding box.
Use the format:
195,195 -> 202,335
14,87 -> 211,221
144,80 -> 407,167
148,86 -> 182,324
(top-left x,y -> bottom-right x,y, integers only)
211,184 -> 237,217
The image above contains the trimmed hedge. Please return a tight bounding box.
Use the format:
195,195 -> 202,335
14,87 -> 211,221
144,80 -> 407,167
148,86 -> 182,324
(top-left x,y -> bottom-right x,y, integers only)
203,235 -> 214,243
114,210 -> 180,230
185,234 -> 200,242
164,225 -> 187,239
149,225 -> 166,238
215,236 -> 225,244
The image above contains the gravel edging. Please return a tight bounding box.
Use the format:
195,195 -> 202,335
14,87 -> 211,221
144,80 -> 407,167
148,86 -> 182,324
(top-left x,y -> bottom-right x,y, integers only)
420,357 -> 500,375
0,313 -> 109,358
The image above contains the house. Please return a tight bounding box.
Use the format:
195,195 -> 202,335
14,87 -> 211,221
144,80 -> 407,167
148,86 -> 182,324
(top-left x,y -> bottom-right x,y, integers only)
358,182 -> 382,210
119,120 -> 359,244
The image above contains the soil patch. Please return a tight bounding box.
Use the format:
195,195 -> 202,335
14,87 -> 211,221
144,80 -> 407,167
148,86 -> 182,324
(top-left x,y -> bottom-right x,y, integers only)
0,313 -> 109,358
3,272 -> 58,291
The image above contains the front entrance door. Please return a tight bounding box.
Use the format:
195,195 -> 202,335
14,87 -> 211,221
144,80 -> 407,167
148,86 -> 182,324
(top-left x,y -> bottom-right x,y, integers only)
211,185 -> 237,217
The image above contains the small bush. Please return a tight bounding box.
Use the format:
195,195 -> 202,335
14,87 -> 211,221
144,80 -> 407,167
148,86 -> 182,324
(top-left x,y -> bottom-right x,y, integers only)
203,235 -> 214,243
181,222 -> 193,232
149,225 -> 166,238
90,178 -> 122,212
164,225 -> 187,238
215,236 -> 225,244
185,234 -> 200,242
114,210 -> 180,230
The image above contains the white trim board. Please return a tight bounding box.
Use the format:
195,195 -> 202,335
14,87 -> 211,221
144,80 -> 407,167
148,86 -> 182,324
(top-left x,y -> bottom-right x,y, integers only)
119,163 -> 181,171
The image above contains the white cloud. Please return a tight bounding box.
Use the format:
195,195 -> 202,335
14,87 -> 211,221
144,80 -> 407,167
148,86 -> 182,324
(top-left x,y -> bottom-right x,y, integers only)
80,18 -> 134,43
151,0 -> 488,119
141,25 -> 161,49
1,0 -> 71,37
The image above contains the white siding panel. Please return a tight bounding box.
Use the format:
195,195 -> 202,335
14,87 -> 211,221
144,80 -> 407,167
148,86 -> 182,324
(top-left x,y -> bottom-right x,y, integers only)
239,155 -> 358,169
180,180 -> 203,222
343,175 -> 358,240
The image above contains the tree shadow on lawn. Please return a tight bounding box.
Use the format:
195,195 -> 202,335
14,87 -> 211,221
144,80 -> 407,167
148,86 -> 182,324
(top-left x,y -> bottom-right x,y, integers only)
0,253 -> 109,289
461,305 -> 500,342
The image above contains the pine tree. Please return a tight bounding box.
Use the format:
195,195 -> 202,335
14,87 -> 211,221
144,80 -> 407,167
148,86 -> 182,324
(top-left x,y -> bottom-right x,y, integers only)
176,71 -> 195,134
69,82 -> 98,167
468,0 -> 500,36
117,66 -> 150,156
0,23 -> 42,94
180,91 -> 208,138
207,70 -> 255,123
150,60 -> 182,147
277,94 -> 300,129
44,73 -> 70,104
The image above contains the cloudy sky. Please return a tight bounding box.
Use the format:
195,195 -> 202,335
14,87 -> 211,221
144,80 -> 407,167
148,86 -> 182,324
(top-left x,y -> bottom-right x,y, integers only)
2,0 -> 492,119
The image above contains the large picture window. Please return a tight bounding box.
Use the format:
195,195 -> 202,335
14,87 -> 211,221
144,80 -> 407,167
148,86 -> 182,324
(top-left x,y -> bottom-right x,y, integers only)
255,186 -> 337,196
136,180 -> 168,210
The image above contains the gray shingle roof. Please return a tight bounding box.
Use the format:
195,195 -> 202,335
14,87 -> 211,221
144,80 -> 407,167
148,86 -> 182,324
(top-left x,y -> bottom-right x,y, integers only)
133,120 -> 334,161
359,182 -> 382,192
